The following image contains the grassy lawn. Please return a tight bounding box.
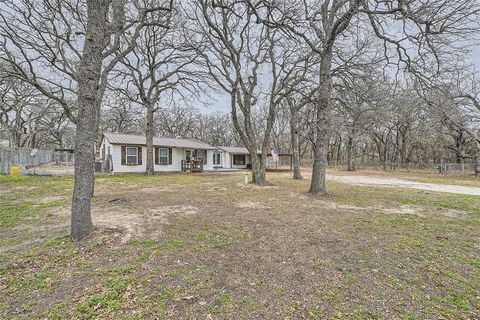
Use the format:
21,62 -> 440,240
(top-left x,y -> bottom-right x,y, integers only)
0,172 -> 479,319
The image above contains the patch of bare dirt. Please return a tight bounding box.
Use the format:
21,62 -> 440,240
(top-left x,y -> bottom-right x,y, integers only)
29,163 -> 74,176
302,200 -> 464,219
301,199 -> 365,211
206,186 -> 227,192
106,197 -> 130,205
137,186 -> 175,193
92,202 -> 200,243
39,194 -> 66,203
0,186 -> 8,196
237,183 -> 279,190
149,205 -> 199,216
236,201 -> 271,209
289,192 -> 308,200
380,205 -> 427,217
432,208 -> 466,218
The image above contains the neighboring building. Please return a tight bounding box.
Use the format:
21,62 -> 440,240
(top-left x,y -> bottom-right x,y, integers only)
100,133 -> 217,173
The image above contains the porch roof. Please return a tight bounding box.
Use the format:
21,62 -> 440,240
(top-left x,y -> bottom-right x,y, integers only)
217,146 -> 292,156
217,146 -> 259,155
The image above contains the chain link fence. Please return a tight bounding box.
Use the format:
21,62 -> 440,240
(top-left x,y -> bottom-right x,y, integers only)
299,158 -> 477,174
0,146 -> 74,175
266,155 -> 292,169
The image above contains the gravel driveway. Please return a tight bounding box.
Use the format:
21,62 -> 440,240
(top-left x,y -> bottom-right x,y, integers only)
327,175 -> 480,196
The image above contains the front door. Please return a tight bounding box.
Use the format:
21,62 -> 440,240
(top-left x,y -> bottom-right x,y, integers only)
213,152 -> 222,168
185,150 -> 191,163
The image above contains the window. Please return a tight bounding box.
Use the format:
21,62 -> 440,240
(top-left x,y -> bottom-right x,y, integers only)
159,147 -> 169,165
233,154 -> 246,165
213,153 -> 221,166
196,149 -> 206,164
126,147 -> 138,165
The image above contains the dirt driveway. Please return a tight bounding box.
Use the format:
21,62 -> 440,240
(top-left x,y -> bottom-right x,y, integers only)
327,174 -> 480,196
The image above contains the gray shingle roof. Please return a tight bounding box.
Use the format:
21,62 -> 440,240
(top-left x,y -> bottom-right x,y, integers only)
104,133 -> 216,150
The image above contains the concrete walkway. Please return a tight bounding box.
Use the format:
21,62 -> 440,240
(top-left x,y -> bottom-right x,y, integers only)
327,175 -> 480,196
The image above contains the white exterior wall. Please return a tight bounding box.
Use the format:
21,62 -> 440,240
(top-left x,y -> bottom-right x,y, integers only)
111,144 -> 147,173
104,142 -> 216,173
154,147 -> 184,172
223,152 -> 232,169
203,150 -> 214,171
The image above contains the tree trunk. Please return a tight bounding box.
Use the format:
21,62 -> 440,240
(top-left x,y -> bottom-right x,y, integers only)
346,135 -> 355,171
475,141 -> 480,177
71,0 -> 109,241
145,103 -> 155,175
336,138 -> 342,166
290,107 -> 302,179
309,51 -> 332,195
251,154 -> 266,185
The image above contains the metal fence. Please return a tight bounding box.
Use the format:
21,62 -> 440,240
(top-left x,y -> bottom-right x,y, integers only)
300,158 -> 477,174
0,146 -> 75,174
266,155 -> 292,169
438,163 -> 476,173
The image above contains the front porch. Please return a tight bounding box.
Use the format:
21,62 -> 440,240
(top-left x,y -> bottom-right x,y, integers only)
181,159 -> 204,172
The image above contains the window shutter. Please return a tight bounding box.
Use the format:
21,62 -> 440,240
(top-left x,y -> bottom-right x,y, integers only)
121,146 -> 126,165
137,146 -> 142,165
155,147 -> 159,165
203,150 -> 207,165
168,148 -> 172,165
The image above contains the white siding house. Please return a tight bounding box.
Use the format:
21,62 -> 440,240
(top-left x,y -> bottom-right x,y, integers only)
100,133 -> 217,174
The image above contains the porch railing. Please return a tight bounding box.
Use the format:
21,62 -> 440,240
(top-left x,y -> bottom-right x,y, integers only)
181,160 -> 203,172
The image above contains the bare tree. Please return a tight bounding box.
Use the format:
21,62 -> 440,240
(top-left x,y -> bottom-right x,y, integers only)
101,93 -> 143,134
187,1 -> 312,185
114,10 -> 201,174
419,69 -> 480,176
0,78 -> 39,148
249,0 -> 480,193
333,69 -> 388,171
156,104 -> 197,138
0,0 -> 174,239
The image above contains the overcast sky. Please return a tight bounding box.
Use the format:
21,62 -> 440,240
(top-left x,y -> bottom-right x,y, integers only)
203,44 -> 480,114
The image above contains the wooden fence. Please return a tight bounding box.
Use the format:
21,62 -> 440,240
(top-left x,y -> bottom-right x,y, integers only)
0,146 -> 74,174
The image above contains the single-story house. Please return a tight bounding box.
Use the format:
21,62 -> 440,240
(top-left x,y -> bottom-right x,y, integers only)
100,132 -> 293,173
100,132 -> 217,174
